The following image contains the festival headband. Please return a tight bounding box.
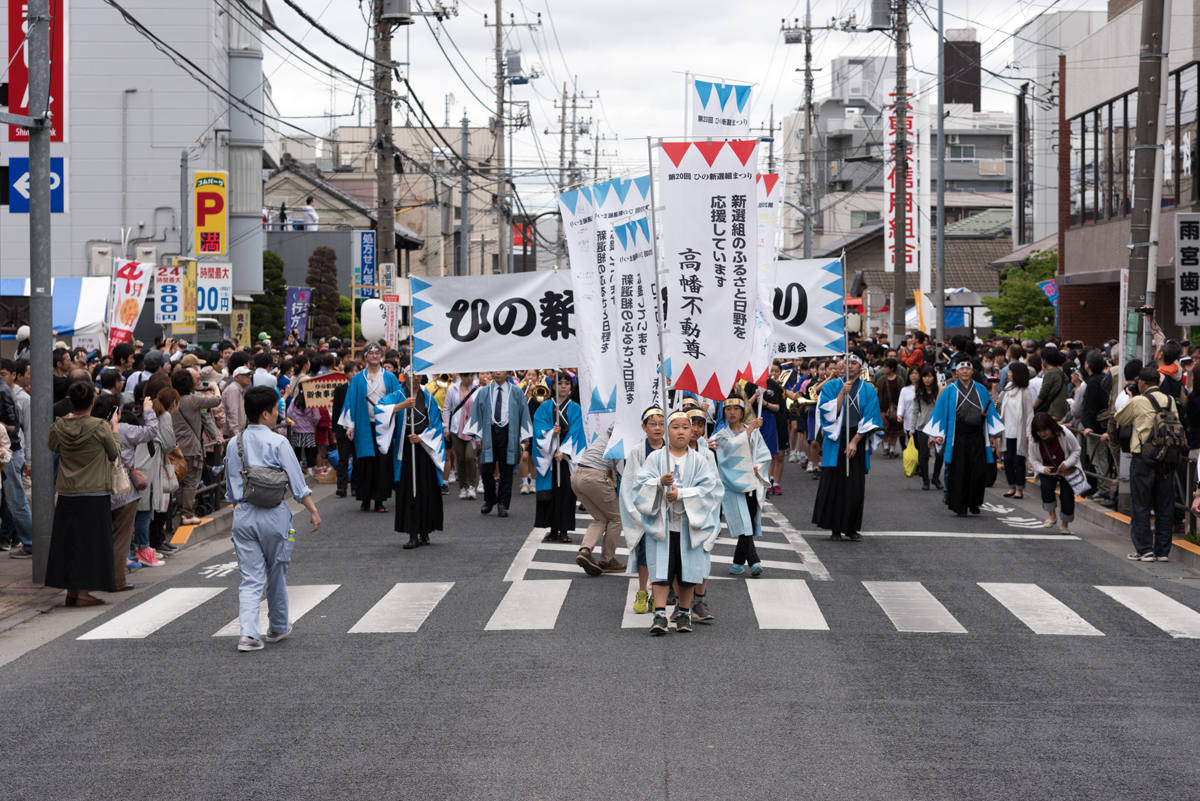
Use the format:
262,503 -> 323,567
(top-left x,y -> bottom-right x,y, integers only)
724,398 -> 745,408
687,409 -> 708,421
364,344 -> 382,354
846,354 -> 864,366
641,406 -> 665,422
667,410 -> 690,423
680,398 -> 699,409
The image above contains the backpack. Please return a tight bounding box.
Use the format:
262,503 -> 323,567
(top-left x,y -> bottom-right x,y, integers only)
1141,390 -> 1188,468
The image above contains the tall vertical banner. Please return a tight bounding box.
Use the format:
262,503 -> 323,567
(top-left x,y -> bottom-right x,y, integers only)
8,0 -> 66,142
108,259 -> 153,353
353,230 -> 377,298
381,263 -> 399,350
771,258 -> 845,358
232,311 -> 251,349
193,172 -> 228,255
177,259 -> 197,335
155,264 -> 184,325
285,287 -> 312,339
884,94 -> 919,273
558,184 -> 609,441
749,173 -> 786,385
659,139 -> 759,400
1176,213 -> 1200,325
604,216 -> 662,460
689,79 -> 753,138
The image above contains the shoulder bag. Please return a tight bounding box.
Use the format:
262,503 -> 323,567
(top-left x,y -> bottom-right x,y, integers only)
236,430 -> 290,508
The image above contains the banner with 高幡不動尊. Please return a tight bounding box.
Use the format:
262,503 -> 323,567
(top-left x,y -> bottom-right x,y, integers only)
689,79 -> 753,138
409,271 -> 577,375
658,139 -> 760,401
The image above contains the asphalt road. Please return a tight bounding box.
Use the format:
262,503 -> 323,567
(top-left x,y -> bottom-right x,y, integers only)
2,455 -> 1199,800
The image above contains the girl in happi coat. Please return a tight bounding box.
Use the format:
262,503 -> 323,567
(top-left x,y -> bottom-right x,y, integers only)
710,397 -> 772,576
633,411 -> 724,635
685,407 -> 718,623
533,373 -> 586,543
375,368 -> 445,549
621,406 -> 665,616
922,360 -> 1005,517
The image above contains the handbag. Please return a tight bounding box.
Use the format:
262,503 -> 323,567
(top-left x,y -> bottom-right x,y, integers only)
903,435 -> 919,478
129,467 -> 149,492
167,446 -> 187,481
160,463 -> 180,494
111,460 -> 132,495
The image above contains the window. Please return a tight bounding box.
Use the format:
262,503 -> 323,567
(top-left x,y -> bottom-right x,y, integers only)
948,145 -> 975,161
454,205 -> 461,221
1070,116 -> 1083,227
1082,111 -> 1095,223
228,0 -> 263,52
228,147 -> 262,214
1181,64 -> 1197,204
850,210 -> 880,229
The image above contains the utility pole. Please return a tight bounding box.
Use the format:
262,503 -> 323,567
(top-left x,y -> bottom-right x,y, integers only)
1126,0 -> 1167,358
555,81 -> 567,267
893,0 -> 909,336
374,6 -> 397,274
493,0 -> 508,274
936,0 -> 946,338
459,112 -> 471,276
768,104 -> 776,173
1143,0 -> 1172,359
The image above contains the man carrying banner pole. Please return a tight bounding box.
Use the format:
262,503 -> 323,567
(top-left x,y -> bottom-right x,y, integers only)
375,367 -> 445,549
464,370 -> 532,518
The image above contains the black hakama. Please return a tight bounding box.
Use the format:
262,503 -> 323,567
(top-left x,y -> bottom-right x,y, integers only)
535,459 -> 577,537
812,437 -> 867,535
945,421 -> 987,513
45,494 -> 118,592
352,424 -> 394,505
394,442 -> 444,537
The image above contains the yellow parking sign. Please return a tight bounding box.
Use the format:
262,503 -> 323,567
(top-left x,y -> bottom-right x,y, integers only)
193,171 -> 228,255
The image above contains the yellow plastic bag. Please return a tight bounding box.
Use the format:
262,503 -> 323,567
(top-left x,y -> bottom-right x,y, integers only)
903,435 -> 919,478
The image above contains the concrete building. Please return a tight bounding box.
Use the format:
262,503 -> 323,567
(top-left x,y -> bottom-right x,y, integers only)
0,0 -> 275,318
1059,0 -> 1198,343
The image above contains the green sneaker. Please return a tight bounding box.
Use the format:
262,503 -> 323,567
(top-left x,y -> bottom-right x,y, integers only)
649,613 -> 669,636
633,590 -> 650,614
675,612 -> 693,633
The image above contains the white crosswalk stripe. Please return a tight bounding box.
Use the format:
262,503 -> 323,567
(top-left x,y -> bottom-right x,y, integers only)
745,579 -> 829,630
348,582 -> 455,634
863,581 -> 967,633
212,585 -> 341,637
485,580 -> 572,631
1096,586 -> 1200,638
978,583 -> 1103,636
78,588 -> 226,640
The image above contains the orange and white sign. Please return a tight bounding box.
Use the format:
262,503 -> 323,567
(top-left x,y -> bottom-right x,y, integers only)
176,258 -> 197,335
193,171 -> 228,255
108,259 -> 154,353
232,311 -> 251,348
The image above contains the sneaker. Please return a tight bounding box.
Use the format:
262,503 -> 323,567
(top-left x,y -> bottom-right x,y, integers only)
1127,552 -> 1156,562
691,598 -> 713,622
10,548 -> 32,559
750,562 -> 764,577
670,605 -> 683,622
136,547 -> 165,567
154,550 -> 167,560
633,590 -> 649,614
675,612 -> 693,633
1156,555 -> 1171,562
728,564 -> 746,575
828,533 -> 843,541
599,558 -> 627,573
263,623 -> 293,643
447,470 -> 457,483
575,549 -> 602,577
126,559 -> 142,572
181,516 -> 203,526
459,487 -> 468,500
649,613 -> 669,636
467,486 -> 477,500
237,636 -> 264,652
158,542 -> 178,553
0,540 -> 10,551
772,483 -> 782,496
666,589 -> 677,606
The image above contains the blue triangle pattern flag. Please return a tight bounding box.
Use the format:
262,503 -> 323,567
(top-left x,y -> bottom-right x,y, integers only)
413,336 -> 433,354
633,175 -> 652,199
771,258 -> 845,358
635,217 -> 650,241
412,356 -> 434,373
714,82 -> 734,109
612,177 -> 632,205
614,223 -> 629,250
734,84 -> 752,113
592,180 -> 613,209
579,185 -> 593,205
559,189 -> 581,216
694,79 -> 714,106
413,317 -> 432,333
411,277 -> 431,294
413,297 -> 432,315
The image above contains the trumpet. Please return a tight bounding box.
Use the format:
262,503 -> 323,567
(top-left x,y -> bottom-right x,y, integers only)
532,384 -> 552,402
436,373 -> 452,388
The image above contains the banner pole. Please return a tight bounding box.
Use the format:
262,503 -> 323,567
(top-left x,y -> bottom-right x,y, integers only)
645,136 -> 669,414
683,72 -> 689,135
842,251 -> 850,478
409,276 -> 417,498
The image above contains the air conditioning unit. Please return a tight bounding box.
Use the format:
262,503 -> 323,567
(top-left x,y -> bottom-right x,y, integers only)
135,245 -> 157,264
947,135 -> 961,145
90,245 -> 113,276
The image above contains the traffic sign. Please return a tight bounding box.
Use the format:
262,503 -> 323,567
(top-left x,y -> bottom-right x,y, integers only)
8,157 -> 64,213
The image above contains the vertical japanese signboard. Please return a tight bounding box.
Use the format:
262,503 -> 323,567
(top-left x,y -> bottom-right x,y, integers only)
381,263 -> 399,350
155,264 -> 184,325
232,311 -> 251,348
177,259 -> 197,335
558,184 -> 605,437
193,172 -> 228,255
750,173 -> 786,384
108,259 -> 153,353
285,288 -> 312,339
1176,213 -> 1200,326
8,0 -> 66,142
658,139 -> 760,401
884,93 -> 919,273
196,262 -> 232,315
353,230 -> 377,298
689,80 -> 753,138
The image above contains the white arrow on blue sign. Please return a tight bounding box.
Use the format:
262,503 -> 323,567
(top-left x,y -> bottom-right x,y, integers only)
9,157 -> 65,214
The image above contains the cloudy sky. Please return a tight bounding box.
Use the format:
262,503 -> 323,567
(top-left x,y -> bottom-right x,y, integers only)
262,0 -> 1107,211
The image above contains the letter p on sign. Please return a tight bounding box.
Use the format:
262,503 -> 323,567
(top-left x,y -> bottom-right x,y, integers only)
193,171 -> 228,255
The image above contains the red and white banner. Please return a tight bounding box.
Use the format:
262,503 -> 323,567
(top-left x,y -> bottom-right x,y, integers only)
108,259 -> 153,353
885,94 -> 919,273
749,173 -> 786,385
8,0 -> 67,142
659,139 -> 759,400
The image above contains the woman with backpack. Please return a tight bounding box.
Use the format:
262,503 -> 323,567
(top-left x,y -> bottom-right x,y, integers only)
1028,413 -> 1082,534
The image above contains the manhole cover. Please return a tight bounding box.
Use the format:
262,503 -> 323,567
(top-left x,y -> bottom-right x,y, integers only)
1146,567 -> 1197,578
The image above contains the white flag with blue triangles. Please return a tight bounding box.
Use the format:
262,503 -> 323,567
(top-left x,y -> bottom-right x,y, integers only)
690,79 -> 753,138
770,258 -> 845,358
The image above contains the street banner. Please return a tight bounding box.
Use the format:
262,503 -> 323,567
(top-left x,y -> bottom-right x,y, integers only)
177,259 -> 197,335
193,172 -> 228,255
410,271 -> 577,374
196,262 -> 232,315
689,79 -> 753,138
285,287 -> 312,340
8,0 -> 66,142
1176,213 -> 1200,325
298,372 -> 348,410
749,173 -> 787,385
232,311 -> 251,348
381,263 -> 400,350
353,230 -> 378,298
155,264 -> 184,325
558,183 -> 608,441
658,138 -> 760,400
1037,279 -> 1058,309
603,215 -> 662,461
108,259 -> 153,353
884,93 -> 919,273
770,258 -> 845,358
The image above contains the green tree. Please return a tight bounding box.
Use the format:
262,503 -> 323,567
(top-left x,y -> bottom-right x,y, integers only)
337,295 -> 362,340
305,246 -> 341,340
981,249 -> 1057,341
249,250 -> 287,340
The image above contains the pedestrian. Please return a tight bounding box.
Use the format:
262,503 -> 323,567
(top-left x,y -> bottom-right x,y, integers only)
221,365 -> 252,439
632,411 -> 724,635
1113,367 -> 1182,562
685,407 -> 718,623
98,394 -> 160,584
286,390 -> 321,474
46,381 -> 122,606
710,397 -> 771,577
873,358 -> 906,457
337,344 -> 401,512
620,407 -> 665,614
998,362 -> 1034,499
0,360 -> 32,557
443,372 -> 479,501
811,355 -> 883,541
1027,412 -> 1082,534
1034,348 -> 1069,421
138,387 -> 180,557
224,386 -> 321,652
375,367 -> 445,549
330,360 -> 358,498
571,422 -> 626,577
924,360 -> 1004,518
534,373 -> 585,544
171,370 -> 222,525
465,370 -> 532,518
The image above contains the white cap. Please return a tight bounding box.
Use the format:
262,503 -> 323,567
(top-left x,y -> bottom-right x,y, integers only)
232,366 -> 253,377
15,325 -> 29,341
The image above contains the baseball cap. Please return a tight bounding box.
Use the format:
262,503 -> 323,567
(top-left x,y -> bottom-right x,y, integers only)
144,350 -> 168,371
181,354 -> 200,368
232,366 -> 253,377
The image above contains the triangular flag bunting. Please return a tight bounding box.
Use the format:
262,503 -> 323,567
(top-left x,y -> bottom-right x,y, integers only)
734,84 -> 752,113
614,223 -> 629,250
674,363 -> 698,393
413,297 -> 432,315
661,142 -> 691,169
727,139 -> 758,167
611,178 -> 632,205
558,189 -> 580,216
635,217 -> 650,242
413,317 -> 432,333
694,79 -> 714,107
714,83 -> 734,110
633,175 -> 652,200
579,185 -> 593,205
413,357 -> 434,373
759,173 -> 781,196
412,337 -> 433,354
592,180 -> 613,208
411,277 -> 431,294
700,372 -> 726,402
693,141 -> 725,167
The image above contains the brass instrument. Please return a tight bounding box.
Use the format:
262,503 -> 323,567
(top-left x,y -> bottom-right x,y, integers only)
787,381 -> 821,415
532,384 -> 552,402
779,369 -> 794,390
436,373 -> 452,388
